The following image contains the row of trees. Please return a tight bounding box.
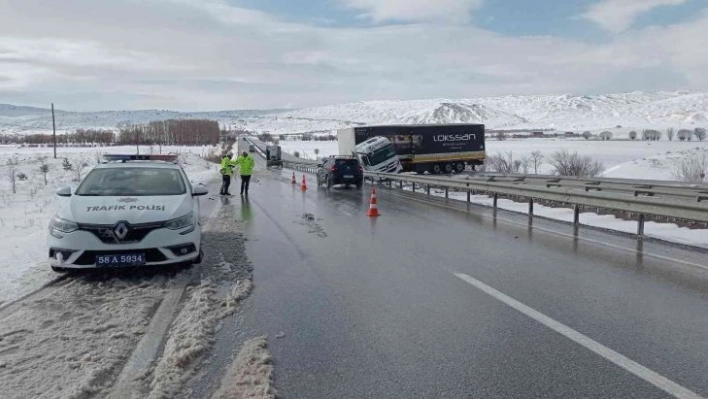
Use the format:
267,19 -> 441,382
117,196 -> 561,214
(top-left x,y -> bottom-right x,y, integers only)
117,119 -> 220,146
1,119 -> 221,146
17,129 -> 116,146
486,150 -> 605,177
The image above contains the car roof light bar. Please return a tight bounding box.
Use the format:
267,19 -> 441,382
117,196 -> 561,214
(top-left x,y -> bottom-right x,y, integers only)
103,154 -> 178,163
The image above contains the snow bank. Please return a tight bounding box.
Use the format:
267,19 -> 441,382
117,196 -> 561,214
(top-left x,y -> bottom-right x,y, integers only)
0,275 -> 170,399
143,203 -> 254,398
210,337 -> 275,399
0,145 -> 219,303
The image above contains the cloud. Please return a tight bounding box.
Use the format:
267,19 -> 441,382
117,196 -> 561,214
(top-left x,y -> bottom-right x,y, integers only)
0,0 -> 706,111
339,0 -> 484,24
581,0 -> 688,33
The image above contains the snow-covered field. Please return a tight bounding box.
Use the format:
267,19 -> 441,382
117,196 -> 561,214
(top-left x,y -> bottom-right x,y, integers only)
0,145 -> 220,304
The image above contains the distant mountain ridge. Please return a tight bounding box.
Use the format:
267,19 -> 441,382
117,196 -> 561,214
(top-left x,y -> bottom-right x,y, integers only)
1,90 -> 707,135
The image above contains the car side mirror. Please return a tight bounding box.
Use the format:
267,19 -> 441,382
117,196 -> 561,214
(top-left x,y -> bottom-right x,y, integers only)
317,164 -> 323,168
192,184 -> 208,196
56,186 -> 72,197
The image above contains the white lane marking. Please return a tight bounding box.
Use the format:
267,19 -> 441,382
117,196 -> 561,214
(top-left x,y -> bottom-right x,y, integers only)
452,272 -> 705,399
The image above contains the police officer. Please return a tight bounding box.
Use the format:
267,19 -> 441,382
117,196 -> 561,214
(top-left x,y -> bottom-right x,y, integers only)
219,152 -> 236,195
235,151 -> 255,195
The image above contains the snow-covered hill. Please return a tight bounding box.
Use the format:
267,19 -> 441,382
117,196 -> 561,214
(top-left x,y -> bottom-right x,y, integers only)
2,91 -> 707,135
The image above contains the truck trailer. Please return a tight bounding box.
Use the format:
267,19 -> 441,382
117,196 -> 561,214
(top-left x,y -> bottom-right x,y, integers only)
338,124 -> 485,174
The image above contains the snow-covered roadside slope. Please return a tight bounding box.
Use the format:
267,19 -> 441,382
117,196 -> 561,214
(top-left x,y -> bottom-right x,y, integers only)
0,145 -> 219,304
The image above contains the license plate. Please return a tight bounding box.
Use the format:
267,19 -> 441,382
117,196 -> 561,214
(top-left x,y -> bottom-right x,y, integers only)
343,175 -> 354,178
96,253 -> 146,267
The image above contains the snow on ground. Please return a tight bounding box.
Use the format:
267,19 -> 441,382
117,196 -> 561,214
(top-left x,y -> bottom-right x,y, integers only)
0,273 -> 173,399
210,336 -> 275,399
0,145 -> 220,304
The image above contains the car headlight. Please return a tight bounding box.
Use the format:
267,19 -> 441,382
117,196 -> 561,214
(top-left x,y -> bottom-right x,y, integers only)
165,212 -> 194,230
50,216 -> 79,234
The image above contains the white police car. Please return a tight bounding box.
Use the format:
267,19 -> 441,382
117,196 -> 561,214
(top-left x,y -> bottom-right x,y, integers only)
48,154 -> 208,272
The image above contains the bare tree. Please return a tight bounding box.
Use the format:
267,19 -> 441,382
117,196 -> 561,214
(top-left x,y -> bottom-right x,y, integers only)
497,131 -> 507,141
549,149 -> 605,177
38,156 -> 50,186
678,129 -> 693,141
530,150 -> 544,174
673,153 -> 707,182
486,152 -> 520,174
666,128 -> 675,141
520,157 -> 532,174
629,131 -> 637,140
695,128 -> 706,142
72,158 -> 90,182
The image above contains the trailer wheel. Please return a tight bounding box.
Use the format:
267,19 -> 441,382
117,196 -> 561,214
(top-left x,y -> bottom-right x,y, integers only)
430,164 -> 443,174
443,163 -> 453,174
454,163 -> 465,173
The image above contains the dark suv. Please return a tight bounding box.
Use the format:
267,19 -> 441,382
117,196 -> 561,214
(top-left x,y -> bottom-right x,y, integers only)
317,156 -> 364,189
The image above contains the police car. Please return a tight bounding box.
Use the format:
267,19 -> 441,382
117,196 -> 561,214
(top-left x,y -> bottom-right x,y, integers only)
48,154 -> 208,272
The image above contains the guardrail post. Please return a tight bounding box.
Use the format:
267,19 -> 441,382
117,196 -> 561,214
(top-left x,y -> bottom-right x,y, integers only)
528,198 -> 534,221
573,204 -> 580,225
426,184 -> 430,195
637,214 -> 645,239
467,190 -> 471,203
412,182 -> 416,192
445,187 -> 449,199
399,180 -> 403,190
493,193 -> 498,210
388,179 -> 392,188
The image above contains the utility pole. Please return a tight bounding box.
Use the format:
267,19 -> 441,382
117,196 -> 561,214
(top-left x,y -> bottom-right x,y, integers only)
51,103 -> 57,158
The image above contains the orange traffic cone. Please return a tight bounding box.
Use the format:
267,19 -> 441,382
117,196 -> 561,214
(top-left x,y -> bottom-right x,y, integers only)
291,172 -> 296,185
301,175 -> 307,191
367,188 -> 380,217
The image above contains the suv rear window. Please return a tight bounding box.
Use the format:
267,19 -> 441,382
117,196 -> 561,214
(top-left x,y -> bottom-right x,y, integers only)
335,159 -> 359,166
75,167 -> 187,196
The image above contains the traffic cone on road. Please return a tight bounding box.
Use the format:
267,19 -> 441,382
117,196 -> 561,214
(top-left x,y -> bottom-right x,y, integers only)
367,188 -> 381,217
301,175 -> 307,191
291,172 -> 296,185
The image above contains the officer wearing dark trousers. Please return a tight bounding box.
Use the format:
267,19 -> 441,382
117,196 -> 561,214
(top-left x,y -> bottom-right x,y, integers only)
219,152 -> 236,195
235,151 -> 255,195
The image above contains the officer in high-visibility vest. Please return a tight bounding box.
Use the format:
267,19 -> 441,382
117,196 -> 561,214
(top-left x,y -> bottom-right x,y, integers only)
235,151 -> 255,195
219,152 -> 237,195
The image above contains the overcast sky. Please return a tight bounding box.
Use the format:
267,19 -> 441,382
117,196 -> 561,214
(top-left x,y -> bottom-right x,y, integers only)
0,0 -> 706,111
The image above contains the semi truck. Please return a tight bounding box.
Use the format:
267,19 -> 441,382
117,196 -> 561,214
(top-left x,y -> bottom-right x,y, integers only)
338,124 -> 485,174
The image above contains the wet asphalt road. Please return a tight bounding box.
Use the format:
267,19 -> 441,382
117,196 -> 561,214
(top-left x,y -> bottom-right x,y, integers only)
227,154 -> 708,398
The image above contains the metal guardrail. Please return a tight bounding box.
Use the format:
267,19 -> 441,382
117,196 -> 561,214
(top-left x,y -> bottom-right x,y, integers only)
462,172 -> 708,201
245,135 -> 708,239
365,171 -> 708,240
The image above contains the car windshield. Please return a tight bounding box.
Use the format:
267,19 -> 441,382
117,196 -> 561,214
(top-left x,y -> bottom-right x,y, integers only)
335,159 -> 358,166
363,145 -> 397,166
75,167 -> 186,196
